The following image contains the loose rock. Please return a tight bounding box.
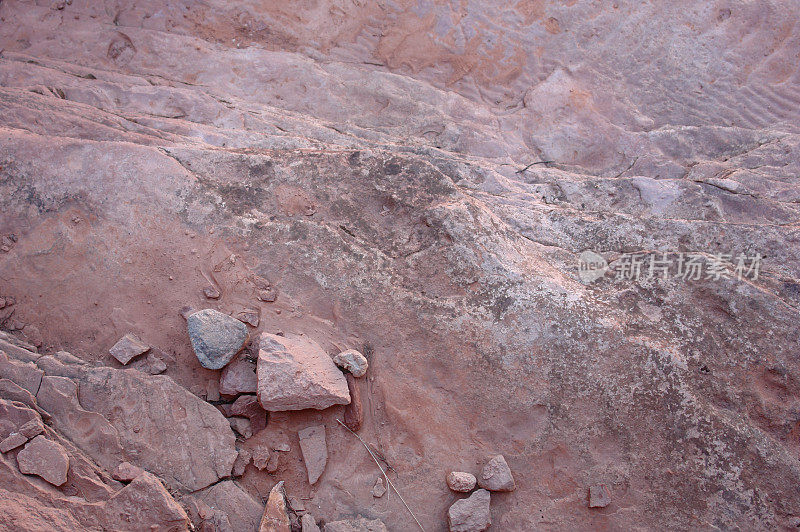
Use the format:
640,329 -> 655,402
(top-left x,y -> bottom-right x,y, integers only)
109,333 -> 150,365
256,333 -> 350,411
230,394 -> 267,434
219,354 -> 258,396
17,435 -> 70,486
232,448 -> 252,476
588,484 -> 612,508
112,461 -> 144,482
252,448 -> 271,470
187,309 -> 249,370
448,489 -> 491,532
333,349 -> 369,377
229,417 -> 253,439
477,454 -> 515,492
372,477 -> 386,498
447,471 -> 477,492
0,417 -> 44,452
237,309 -> 260,327
260,480 -> 290,532
298,424 -> 327,484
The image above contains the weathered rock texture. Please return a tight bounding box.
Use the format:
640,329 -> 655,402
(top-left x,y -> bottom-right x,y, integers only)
257,333 -> 350,411
187,309 -> 249,370
2,0 -> 800,529
448,489 -> 491,532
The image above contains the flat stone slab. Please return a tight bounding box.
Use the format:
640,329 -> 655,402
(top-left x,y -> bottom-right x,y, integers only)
187,309 -> 249,370
256,333 -> 350,411
109,333 -> 150,365
17,435 -> 70,486
298,424 -> 327,484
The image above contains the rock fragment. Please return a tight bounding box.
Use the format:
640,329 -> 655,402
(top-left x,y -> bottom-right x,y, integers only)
109,333 -> 150,365
266,451 -> 280,473
237,309 -> 260,327
0,417 -> 43,452
112,461 -> 144,482
343,373 -> 363,432
256,333 -> 350,411
187,308 -> 249,369
298,424 -> 327,484
302,513 -> 321,532
372,476 -> 386,497
233,448 -> 252,476
448,489 -> 491,532
203,285 -> 220,299
219,353 -> 258,396
333,349 -> 369,377
447,471 -> 477,492
260,480 -> 290,532
229,417 -> 253,439
588,484 -> 612,508
253,447 -> 271,470
231,394 -> 267,434
477,454 -> 515,492
17,435 -> 70,486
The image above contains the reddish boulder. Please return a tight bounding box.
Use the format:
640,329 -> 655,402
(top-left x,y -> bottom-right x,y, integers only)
256,333 -> 350,411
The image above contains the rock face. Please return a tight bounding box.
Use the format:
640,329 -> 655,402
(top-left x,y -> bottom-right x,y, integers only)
448,489 -> 491,532
260,480 -> 291,532
187,309 -> 249,370
108,333 -> 149,365
447,472 -> 477,493
256,334 -> 350,411
16,435 -> 70,486
3,0 -> 800,529
333,349 -> 368,378
298,424 -> 327,484
477,455 -> 515,492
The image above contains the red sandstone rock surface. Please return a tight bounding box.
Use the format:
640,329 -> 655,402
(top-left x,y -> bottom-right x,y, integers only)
1,1 -> 800,530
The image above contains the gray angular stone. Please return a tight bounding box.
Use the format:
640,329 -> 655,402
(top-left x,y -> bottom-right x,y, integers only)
448,489 -> 491,532
187,309 -> 249,370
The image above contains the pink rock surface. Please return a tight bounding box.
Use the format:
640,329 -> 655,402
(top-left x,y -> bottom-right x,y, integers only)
219,353 -> 258,396
298,424 -> 327,485
17,435 -> 70,487
1,0 -> 800,529
257,333 -> 350,411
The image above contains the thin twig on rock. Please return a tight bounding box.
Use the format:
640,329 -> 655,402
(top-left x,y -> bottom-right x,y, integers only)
336,419 -> 425,531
